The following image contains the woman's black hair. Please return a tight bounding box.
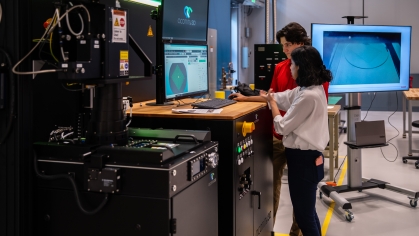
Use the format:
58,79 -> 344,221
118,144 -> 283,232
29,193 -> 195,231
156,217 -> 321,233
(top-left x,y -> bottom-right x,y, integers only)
276,22 -> 311,45
291,45 -> 333,87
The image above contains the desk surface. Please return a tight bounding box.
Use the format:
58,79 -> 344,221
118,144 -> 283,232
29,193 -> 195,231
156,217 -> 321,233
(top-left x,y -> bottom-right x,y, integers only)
327,105 -> 341,116
132,100 -> 339,120
403,88 -> 419,100
131,99 -> 267,120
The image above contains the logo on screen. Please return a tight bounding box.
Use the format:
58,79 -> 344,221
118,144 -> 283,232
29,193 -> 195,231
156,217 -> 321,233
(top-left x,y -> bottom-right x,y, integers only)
178,6 -> 196,26
184,6 -> 193,18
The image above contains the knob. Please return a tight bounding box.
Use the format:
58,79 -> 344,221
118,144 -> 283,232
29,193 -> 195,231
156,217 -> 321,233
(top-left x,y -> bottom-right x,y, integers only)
75,68 -> 85,74
207,152 -> 219,168
242,121 -> 255,137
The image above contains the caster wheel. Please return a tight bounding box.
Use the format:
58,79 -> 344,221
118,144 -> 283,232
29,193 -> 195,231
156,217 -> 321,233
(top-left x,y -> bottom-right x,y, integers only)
416,164 -> 419,169
345,211 -> 354,222
319,191 -> 323,199
403,159 -> 408,164
410,199 -> 417,207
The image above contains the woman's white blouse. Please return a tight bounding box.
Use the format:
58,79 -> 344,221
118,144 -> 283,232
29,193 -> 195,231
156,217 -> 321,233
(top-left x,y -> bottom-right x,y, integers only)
270,85 -> 329,152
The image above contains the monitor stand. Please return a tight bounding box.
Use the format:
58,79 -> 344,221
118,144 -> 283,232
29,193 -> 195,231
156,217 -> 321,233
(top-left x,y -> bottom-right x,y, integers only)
318,93 -> 419,222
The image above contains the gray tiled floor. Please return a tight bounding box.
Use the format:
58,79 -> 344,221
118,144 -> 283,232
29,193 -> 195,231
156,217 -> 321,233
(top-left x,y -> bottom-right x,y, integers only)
274,110 -> 419,236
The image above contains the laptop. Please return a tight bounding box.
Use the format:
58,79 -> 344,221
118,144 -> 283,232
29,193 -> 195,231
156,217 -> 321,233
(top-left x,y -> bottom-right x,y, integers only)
345,120 -> 387,148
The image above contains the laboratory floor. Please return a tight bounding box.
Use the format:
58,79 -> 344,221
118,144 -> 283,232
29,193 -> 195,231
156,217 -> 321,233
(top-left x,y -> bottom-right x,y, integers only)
273,110 -> 419,236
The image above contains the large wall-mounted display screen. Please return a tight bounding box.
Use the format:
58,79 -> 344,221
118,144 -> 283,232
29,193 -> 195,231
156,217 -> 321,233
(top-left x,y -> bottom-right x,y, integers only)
162,0 -> 209,42
311,24 -> 412,93
164,44 -> 209,100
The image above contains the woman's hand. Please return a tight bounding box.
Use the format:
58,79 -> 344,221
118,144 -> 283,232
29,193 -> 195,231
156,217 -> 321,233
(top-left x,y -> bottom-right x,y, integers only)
260,89 -> 274,103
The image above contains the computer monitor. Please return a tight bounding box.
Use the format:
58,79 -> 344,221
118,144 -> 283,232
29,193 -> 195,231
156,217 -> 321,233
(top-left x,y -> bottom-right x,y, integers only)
163,43 -> 209,101
162,0 -> 209,43
311,23 -> 412,94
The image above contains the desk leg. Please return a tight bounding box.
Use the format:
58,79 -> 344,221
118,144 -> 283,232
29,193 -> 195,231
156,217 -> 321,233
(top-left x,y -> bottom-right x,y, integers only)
334,113 -> 339,168
403,97 -> 406,138
328,116 -> 334,181
408,100 -> 412,156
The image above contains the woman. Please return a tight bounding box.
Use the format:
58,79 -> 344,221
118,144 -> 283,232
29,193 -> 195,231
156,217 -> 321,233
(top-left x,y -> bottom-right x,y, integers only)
261,45 -> 332,236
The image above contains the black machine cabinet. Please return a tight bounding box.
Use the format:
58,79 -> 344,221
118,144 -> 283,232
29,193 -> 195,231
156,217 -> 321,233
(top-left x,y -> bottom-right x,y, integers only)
254,44 -> 287,91
130,106 -> 273,236
34,129 -> 218,236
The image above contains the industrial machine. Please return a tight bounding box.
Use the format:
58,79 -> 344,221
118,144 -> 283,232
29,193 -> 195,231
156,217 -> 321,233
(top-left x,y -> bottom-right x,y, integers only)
130,105 -> 274,236
34,128 -> 219,235
23,2 -> 220,235
253,44 -> 286,91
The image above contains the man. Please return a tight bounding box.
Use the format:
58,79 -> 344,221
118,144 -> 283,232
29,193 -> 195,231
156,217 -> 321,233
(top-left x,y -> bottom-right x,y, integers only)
229,22 -> 329,236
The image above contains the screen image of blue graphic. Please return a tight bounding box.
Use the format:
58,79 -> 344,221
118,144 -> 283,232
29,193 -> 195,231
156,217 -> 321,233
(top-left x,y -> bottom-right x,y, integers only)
311,24 -> 411,94
166,63 -> 188,95
324,32 -> 401,86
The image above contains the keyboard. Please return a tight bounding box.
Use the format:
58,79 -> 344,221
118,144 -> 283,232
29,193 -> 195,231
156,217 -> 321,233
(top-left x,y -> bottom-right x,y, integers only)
192,98 -> 237,109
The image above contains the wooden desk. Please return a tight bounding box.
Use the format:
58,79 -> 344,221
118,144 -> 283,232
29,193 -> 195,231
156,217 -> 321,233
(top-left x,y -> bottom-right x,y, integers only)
324,105 -> 341,181
130,99 -> 274,236
402,89 -> 419,156
131,99 -> 267,120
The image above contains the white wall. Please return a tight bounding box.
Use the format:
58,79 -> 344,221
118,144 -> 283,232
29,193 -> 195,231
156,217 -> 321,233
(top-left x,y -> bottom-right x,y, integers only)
364,0 -> 419,73
243,0 -> 419,85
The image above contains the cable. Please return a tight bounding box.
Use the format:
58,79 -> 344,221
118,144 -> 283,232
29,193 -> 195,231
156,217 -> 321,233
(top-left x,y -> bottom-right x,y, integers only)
362,92 -> 376,121
55,8 -> 68,62
333,155 -> 347,183
33,150 -> 108,215
0,48 -> 16,145
12,4 -> 90,75
379,92 -> 400,162
0,3 -> 2,24
66,2 -> 84,36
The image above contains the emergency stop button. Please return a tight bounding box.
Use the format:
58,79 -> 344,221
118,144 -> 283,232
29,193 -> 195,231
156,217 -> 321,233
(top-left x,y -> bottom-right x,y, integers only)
242,121 -> 255,137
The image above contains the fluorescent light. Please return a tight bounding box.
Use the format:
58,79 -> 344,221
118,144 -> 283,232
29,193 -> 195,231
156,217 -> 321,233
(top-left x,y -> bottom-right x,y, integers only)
125,0 -> 161,7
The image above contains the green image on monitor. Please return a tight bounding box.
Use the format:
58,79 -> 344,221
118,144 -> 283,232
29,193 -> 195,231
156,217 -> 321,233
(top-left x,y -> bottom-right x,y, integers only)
168,63 -> 187,94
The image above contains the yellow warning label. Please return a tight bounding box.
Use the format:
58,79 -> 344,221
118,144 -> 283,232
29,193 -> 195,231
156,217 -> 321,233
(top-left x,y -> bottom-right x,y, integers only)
120,50 -> 128,60
147,25 -> 154,37
114,18 -> 120,27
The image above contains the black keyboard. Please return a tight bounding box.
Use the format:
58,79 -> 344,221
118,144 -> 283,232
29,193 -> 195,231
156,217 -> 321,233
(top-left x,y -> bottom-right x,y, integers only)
192,98 -> 237,109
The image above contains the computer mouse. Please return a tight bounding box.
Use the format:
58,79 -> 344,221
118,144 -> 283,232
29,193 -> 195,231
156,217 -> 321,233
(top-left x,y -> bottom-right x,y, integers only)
228,95 -> 237,100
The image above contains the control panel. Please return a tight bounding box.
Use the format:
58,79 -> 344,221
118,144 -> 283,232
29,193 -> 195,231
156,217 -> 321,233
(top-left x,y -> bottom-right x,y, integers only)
254,44 -> 287,91
236,135 -> 254,166
188,148 -> 219,181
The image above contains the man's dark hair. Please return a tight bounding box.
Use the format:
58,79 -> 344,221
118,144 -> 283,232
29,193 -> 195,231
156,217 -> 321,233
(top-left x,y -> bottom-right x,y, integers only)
276,22 -> 311,45
291,45 -> 333,87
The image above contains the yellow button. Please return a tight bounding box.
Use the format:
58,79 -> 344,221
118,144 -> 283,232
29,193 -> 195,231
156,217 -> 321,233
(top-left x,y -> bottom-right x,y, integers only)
242,121 -> 255,137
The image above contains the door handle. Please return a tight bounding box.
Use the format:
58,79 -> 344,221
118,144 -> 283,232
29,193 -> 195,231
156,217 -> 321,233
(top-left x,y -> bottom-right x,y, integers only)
251,191 -> 261,209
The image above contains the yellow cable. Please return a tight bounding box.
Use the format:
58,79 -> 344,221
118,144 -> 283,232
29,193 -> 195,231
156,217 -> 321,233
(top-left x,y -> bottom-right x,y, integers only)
49,14 -> 59,62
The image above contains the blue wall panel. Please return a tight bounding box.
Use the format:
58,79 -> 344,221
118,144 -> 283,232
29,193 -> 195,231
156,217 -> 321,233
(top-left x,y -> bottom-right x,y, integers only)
208,0 -> 231,88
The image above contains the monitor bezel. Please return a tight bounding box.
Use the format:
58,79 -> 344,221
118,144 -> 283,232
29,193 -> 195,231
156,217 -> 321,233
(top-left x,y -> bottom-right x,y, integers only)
163,43 -> 209,102
311,23 -> 412,94
161,0 -> 209,44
